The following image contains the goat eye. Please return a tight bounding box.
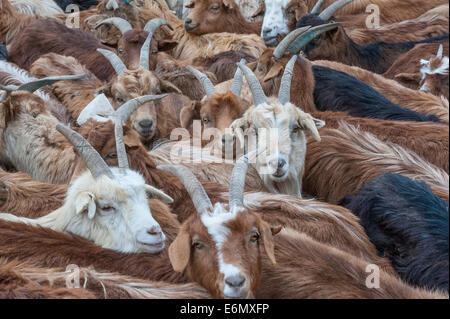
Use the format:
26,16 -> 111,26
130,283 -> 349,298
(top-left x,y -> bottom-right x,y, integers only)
107,152 -> 117,159
32,112 -> 38,118
101,206 -> 115,213
118,48 -> 125,55
250,232 -> 260,243
193,241 -> 204,250
210,4 -> 219,10
202,116 -> 209,124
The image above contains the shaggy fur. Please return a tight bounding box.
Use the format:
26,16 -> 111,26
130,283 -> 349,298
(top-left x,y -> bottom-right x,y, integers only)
10,0 -> 64,16
303,122 -> 449,203
340,173 -> 449,292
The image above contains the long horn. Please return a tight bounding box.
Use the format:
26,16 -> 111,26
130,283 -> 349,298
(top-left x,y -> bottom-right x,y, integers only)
318,0 -> 354,21
110,94 -> 168,124
157,165 -> 213,214
114,121 -> 128,170
17,74 -> 85,93
97,48 -> 127,76
140,18 -> 169,70
56,124 -> 114,179
94,17 -> 133,34
287,22 -> 341,54
237,61 -> 267,106
230,59 -> 246,96
272,26 -> 311,59
278,55 -> 297,105
186,66 -> 216,97
229,149 -> 260,210
310,0 -> 326,14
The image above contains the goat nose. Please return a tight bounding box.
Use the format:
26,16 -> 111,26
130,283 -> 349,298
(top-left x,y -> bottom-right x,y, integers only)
139,119 -> 153,129
147,226 -> 161,236
225,274 -> 246,288
277,158 -> 286,169
185,18 -> 192,25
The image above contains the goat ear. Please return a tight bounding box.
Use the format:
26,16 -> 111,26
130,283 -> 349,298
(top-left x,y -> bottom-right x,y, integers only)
295,8 -> 303,21
259,219 -> 277,265
222,0 -> 235,9
95,83 -> 112,98
75,192 -> 97,219
263,64 -> 284,83
158,39 -> 178,52
185,1 -> 195,9
169,228 -> 191,272
394,72 -> 421,84
180,101 -> 201,129
160,80 -> 182,94
251,2 -> 265,18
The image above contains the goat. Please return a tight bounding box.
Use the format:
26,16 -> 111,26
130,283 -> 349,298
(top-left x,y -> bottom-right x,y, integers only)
248,37 -> 440,122
9,0 -> 63,16
229,59 -> 325,197
313,59 -> 449,123
162,161 -> 445,299
341,173 -> 449,292
0,60 -> 72,125
311,111 -> 449,173
184,0 -> 261,35
261,0 -> 448,46
384,42 -> 449,89
284,0 -> 449,74
304,122 -> 449,203
0,119 -> 174,254
0,76 -> 165,183
418,45 -> 449,99
0,259 -> 210,299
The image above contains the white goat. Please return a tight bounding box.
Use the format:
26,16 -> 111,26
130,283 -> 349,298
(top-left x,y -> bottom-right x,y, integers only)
0,120 -> 174,254
229,56 -> 325,197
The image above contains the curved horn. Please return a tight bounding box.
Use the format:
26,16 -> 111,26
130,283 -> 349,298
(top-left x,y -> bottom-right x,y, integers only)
237,61 -> 267,106
287,22 -> 341,54
110,94 -> 168,124
97,48 -> 127,76
272,26 -> 311,59
114,121 -> 128,170
230,59 -> 246,96
94,17 -> 133,34
157,165 -> 213,214
186,66 -> 216,97
278,55 -> 297,105
310,0 -> 326,14
229,149 -> 260,210
56,124 -> 114,179
17,74 -> 85,93
318,0 -> 354,21
140,19 -> 169,70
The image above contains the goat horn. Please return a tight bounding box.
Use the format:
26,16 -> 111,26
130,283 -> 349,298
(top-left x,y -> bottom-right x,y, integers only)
229,149 -> 261,210
157,165 -> 213,214
17,74 -> 86,93
97,48 -> 127,76
237,61 -> 267,106
94,18 -> 133,34
278,55 -> 297,105
310,0 -> 326,14
176,0 -> 184,19
287,22 -> 341,54
140,19 -> 170,70
186,66 -> 216,97
106,0 -> 119,11
272,26 -> 311,59
230,59 -> 246,96
110,94 -> 168,124
114,121 -> 128,170
56,124 -> 114,179
437,44 -> 443,59
318,0 -> 354,21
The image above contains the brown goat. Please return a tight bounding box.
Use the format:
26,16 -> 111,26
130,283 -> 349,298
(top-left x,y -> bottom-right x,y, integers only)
384,42 -> 449,89
311,111 -> 449,173
303,122 -> 449,203
184,0 -> 262,35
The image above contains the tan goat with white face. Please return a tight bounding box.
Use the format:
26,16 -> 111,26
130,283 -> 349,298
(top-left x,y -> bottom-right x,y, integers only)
0,119 -> 173,254
229,57 -> 325,197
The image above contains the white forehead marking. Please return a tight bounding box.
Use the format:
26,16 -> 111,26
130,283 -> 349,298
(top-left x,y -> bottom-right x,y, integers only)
420,56 -> 449,80
200,203 -> 243,277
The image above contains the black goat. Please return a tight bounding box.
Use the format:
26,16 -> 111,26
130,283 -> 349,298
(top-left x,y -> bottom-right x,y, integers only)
340,173 -> 449,292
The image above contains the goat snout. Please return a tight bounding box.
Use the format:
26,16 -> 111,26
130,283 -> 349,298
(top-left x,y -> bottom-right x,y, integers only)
225,274 -> 246,288
139,119 -> 153,130
184,18 -> 197,32
262,27 -> 272,36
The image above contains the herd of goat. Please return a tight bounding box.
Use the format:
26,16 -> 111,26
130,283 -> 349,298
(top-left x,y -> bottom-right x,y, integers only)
0,0 -> 448,299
